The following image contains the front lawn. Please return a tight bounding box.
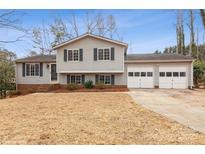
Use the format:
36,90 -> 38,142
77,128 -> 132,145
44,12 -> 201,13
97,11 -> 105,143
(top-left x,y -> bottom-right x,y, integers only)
0,92 -> 204,144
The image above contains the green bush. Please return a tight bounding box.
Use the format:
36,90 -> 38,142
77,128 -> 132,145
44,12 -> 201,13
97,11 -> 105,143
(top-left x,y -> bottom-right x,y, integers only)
193,60 -> 205,86
95,83 -> 106,89
66,83 -> 79,90
84,80 -> 94,89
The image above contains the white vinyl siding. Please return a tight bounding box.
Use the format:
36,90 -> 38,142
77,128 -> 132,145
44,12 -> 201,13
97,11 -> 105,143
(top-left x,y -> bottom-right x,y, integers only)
56,36 -> 124,73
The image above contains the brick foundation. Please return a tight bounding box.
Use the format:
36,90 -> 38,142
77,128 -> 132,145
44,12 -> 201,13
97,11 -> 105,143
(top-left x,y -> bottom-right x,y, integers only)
17,84 -> 60,92
17,84 -> 127,92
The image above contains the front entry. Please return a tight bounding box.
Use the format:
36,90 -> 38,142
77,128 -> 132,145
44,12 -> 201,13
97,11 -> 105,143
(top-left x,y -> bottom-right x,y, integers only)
51,64 -> 57,81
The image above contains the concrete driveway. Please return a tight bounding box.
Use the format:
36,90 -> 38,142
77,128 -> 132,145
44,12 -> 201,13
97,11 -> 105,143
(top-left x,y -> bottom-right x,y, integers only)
128,89 -> 205,133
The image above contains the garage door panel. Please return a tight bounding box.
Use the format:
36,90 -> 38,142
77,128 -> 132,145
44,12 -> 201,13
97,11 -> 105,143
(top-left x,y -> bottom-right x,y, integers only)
127,65 -> 154,88
159,65 -> 188,89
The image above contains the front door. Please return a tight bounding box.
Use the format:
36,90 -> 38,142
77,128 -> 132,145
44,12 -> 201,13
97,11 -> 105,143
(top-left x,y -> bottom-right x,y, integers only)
51,64 -> 57,81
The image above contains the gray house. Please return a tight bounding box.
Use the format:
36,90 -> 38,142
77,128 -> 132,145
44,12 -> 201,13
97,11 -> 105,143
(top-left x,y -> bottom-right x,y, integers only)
15,33 -> 193,91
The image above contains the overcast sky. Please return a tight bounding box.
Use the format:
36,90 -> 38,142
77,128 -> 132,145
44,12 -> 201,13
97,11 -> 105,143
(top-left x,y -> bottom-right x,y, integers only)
0,9 -> 204,58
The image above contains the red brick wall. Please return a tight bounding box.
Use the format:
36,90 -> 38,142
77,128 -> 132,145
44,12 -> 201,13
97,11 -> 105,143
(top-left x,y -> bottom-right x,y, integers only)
17,84 -> 60,92
17,84 -> 127,92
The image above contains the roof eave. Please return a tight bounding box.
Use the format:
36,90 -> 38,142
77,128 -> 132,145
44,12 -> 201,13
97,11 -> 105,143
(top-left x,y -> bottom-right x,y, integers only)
53,33 -> 128,50
125,59 -> 194,63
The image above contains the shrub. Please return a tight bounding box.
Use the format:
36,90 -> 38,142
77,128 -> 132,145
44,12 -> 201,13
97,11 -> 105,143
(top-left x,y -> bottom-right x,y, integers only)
193,60 -> 205,86
84,80 -> 94,89
48,84 -> 61,91
8,90 -> 21,97
66,83 -> 79,90
95,83 -> 106,89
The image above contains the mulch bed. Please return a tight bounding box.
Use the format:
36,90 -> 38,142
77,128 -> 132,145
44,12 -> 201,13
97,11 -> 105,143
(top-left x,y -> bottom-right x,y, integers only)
52,87 -> 129,93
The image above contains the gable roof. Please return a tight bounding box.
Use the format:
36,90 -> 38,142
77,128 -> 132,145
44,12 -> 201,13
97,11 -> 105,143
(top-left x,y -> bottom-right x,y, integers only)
15,55 -> 56,63
52,33 -> 128,50
125,53 -> 193,62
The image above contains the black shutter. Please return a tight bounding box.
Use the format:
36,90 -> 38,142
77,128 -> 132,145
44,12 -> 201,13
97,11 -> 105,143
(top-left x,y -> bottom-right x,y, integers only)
111,47 -> 115,60
22,63 -> 25,77
79,48 -> 83,61
111,74 -> 115,85
64,49 -> 67,62
94,48 -> 97,61
40,63 -> 43,77
81,74 -> 85,84
95,74 -> 99,84
67,75 -> 70,84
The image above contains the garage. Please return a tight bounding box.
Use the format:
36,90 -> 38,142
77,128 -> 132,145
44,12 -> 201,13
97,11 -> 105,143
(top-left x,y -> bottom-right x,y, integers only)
125,54 -> 193,89
127,65 -> 154,88
159,65 -> 188,89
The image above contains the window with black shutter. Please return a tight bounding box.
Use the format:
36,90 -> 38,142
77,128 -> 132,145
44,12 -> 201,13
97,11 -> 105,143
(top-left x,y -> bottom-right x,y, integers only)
64,49 -> 67,62
94,48 -> 97,61
111,47 -> 115,60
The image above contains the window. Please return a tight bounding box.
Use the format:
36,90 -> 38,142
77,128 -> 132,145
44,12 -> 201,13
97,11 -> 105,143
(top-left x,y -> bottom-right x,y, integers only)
99,75 -> 104,83
98,49 -> 103,60
135,72 -> 140,77
70,75 -> 81,84
147,72 -> 153,77
68,50 -> 73,61
75,75 -> 81,84
105,76 -> 111,84
128,72 -> 133,77
98,48 -> 110,60
73,50 -> 79,61
180,72 -> 186,77
67,49 -> 79,61
104,49 -> 110,60
71,76 -> 75,83
26,63 -> 40,76
30,64 -> 35,76
99,75 -> 111,85
173,72 -> 179,77
141,72 -> 146,77
166,72 -> 172,77
160,72 -> 165,77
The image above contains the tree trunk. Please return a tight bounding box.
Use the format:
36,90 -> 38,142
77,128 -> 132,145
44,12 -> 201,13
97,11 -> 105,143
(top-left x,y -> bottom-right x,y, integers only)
200,9 -> 205,29
189,10 -> 195,57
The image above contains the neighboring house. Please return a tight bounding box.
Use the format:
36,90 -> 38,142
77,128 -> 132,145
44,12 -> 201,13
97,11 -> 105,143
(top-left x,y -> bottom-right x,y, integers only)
15,33 -> 194,91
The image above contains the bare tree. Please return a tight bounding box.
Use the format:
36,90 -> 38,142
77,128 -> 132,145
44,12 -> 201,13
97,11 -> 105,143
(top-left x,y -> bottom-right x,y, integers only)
200,9 -> 205,29
27,51 -> 38,57
176,10 -> 185,55
188,10 -> 195,57
107,15 -> 117,39
50,17 -> 71,46
95,14 -> 106,36
0,10 -> 27,44
85,11 -> 96,34
69,14 -> 79,37
32,23 -> 52,55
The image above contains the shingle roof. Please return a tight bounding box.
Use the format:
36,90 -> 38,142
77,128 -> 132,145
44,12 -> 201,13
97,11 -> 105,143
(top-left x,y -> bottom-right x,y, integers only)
125,53 -> 193,61
15,53 -> 193,63
15,55 -> 56,63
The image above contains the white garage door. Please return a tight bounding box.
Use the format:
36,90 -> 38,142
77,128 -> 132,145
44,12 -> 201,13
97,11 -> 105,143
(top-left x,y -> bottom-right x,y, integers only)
159,65 -> 188,89
127,65 -> 154,88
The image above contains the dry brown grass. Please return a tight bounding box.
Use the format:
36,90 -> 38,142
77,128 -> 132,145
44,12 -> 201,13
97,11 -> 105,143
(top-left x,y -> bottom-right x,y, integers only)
0,92 -> 205,145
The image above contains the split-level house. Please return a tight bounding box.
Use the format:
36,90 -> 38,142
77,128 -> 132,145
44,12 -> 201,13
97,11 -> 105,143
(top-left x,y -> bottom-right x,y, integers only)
15,33 -> 194,91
